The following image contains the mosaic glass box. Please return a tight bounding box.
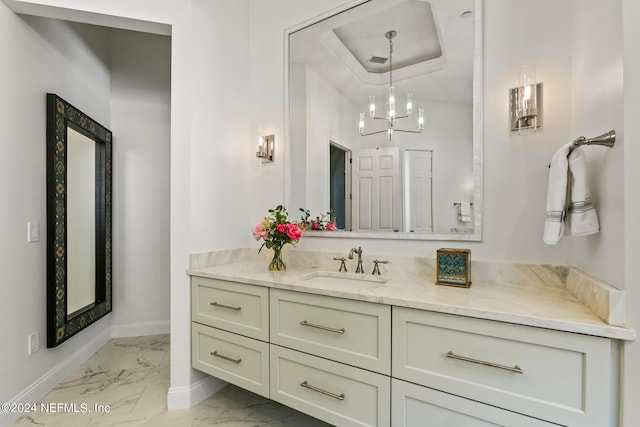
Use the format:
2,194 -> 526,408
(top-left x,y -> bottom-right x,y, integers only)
436,248 -> 472,288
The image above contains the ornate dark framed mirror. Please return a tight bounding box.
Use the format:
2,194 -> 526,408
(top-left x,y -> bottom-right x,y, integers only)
46,93 -> 113,347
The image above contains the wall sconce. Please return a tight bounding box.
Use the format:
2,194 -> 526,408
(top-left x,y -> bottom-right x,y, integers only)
510,64 -> 542,135
256,128 -> 274,163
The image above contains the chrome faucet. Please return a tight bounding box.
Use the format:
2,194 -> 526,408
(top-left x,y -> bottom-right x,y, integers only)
348,246 -> 364,273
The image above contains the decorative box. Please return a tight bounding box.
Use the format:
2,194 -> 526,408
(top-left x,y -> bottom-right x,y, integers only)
436,248 -> 472,288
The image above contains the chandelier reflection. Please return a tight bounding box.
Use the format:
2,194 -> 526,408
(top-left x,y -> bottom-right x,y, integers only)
358,30 -> 424,141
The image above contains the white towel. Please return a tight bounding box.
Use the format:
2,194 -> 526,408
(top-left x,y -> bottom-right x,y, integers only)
544,143 -> 599,245
566,147 -> 600,236
459,202 -> 472,223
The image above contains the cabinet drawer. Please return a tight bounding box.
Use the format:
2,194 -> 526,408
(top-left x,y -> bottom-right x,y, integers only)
192,322 -> 269,397
393,307 -> 611,427
270,289 -> 391,374
392,379 -> 557,427
270,344 -> 390,427
191,277 -> 269,341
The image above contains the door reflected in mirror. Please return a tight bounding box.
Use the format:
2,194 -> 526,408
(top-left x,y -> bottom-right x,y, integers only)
287,0 -> 482,240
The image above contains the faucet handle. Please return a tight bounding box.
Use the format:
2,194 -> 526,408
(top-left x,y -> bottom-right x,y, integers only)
371,259 -> 389,275
333,257 -> 348,272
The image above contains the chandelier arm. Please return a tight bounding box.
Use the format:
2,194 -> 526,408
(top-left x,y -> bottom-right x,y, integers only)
393,114 -> 410,119
359,129 -> 389,137
394,129 -> 424,134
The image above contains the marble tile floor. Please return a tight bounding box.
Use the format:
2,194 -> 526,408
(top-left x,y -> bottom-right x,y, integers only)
13,335 -> 331,426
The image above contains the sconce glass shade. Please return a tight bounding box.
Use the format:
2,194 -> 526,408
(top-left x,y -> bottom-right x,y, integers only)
510,64 -> 542,134
256,128 -> 274,163
515,64 -> 538,134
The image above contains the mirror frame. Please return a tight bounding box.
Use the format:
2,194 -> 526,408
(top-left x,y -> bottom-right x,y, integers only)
284,0 -> 483,241
46,93 -> 113,347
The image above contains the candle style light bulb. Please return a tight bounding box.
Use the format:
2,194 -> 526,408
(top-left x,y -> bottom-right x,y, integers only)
406,92 -> 413,116
369,95 -> 376,118
517,64 -> 538,134
359,112 -> 365,134
418,108 -> 424,131
388,86 -> 395,120
258,127 -> 264,149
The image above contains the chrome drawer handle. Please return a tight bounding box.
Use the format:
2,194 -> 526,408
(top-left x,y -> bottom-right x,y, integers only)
211,351 -> 242,365
210,301 -> 241,311
446,351 -> 524,374
300,320 -> 345,334
300,381 -> 345,400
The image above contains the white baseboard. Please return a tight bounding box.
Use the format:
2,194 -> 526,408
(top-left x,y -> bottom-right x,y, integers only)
167,376 -> 227,410
111,320 -> 170,338
0,327 -> 111,427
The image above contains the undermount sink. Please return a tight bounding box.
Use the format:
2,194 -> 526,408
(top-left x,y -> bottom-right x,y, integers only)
300,271 -> 390,287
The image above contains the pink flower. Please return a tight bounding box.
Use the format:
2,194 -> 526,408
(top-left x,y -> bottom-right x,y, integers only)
286,223 -> 302,241
276,223 -> 286,233
252,222 -> 267,241
326,222 -> 337,231
311,221 -> 320,230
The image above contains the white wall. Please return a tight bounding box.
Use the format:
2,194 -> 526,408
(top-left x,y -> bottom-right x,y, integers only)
300,66 -> 360,214
569,0 -> 624,288
109,28 -> 171,335
0,4 -> 112,410
622,0 -> 640,424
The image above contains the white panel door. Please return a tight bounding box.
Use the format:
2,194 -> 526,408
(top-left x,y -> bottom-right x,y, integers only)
352,147 -> 402,232
404,150 -> 433,233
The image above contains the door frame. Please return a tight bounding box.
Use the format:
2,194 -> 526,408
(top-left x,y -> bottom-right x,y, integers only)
329,141 -> 352,231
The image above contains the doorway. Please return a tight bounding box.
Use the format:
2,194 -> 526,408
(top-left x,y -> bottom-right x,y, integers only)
329,142 -> 351,230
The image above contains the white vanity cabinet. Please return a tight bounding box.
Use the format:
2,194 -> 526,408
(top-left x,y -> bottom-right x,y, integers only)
392,307 -> 614,427
190,275 -> 620,427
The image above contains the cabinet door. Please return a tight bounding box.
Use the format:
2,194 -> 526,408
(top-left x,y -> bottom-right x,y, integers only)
392,379 -> 560,427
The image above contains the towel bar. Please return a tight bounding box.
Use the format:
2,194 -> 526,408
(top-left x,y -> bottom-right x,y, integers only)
548,130 -> 615,168
569,130 -> 615,154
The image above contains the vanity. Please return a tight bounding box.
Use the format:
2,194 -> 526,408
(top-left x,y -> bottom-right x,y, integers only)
188,251 -> 634,427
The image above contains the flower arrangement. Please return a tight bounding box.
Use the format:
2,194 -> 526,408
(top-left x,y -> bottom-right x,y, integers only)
253,205 -> 302,271
299,208 -> 338,231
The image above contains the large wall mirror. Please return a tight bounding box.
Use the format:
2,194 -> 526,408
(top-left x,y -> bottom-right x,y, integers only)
286,0 -> 482,240
46,94 -> 113,347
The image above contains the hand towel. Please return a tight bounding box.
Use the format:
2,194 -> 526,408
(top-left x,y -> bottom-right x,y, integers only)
459,202 -> 472,223
566,147 -> 599,236
544,143 -> 600,245
544,142 -> 572,244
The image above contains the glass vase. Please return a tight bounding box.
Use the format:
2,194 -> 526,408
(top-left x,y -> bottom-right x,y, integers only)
269,245 -> 286,271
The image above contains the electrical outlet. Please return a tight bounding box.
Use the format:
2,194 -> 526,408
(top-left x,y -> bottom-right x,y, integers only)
28,332 -> 40,355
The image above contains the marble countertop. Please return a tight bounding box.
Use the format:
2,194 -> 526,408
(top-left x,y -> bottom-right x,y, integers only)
188,259 -> 636,341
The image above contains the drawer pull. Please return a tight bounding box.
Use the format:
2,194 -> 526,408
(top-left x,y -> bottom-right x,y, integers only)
210,301 -> 241,311
300,320 -> 345,334
300,381 -> 345,400
211,351 -> 242,365
446,351 -> 524,374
